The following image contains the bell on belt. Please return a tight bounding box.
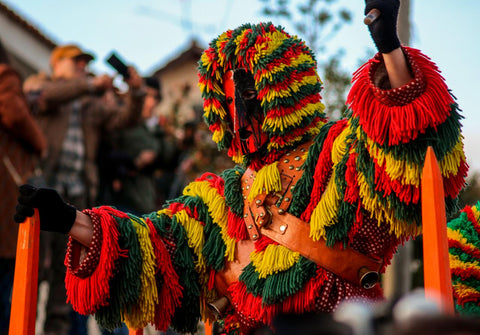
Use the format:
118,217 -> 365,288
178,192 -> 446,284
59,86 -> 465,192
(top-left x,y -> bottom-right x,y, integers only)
207,296 -> 230,319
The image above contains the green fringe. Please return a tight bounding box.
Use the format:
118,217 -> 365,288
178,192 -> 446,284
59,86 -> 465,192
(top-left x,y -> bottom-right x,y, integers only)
94,214 -> 142,331
367,105 -> 463,163
222,166 -> 246,216
239,257 -> 317,305
289,121 -> 335,217
449,211 -> 480,247
149,211 -> 201,334
455,301 -> 480,316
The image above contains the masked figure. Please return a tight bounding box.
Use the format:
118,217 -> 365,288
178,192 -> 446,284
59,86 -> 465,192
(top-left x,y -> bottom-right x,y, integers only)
15,9 -> 472,335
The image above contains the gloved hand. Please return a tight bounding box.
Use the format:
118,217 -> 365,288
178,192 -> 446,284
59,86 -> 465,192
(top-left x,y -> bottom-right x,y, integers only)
14,184 -> 77,234
365,0 -> 401,53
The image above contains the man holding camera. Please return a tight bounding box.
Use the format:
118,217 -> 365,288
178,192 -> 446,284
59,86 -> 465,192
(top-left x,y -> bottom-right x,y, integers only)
23,44 -> 145,335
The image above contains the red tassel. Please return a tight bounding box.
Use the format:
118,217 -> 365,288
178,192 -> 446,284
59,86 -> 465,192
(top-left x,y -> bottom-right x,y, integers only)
228,266 -> 329,326
301,120 -> 348,222
227,210 -> 249,240
65,207 -> 123,315
347,47 -> 455,146
147,217 -> 183,331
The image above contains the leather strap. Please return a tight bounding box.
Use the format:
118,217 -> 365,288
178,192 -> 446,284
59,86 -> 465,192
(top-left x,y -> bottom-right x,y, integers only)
241,142 -> 382,287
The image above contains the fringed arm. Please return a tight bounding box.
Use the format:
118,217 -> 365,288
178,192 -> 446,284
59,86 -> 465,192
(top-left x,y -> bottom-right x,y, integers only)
345,46 -> 468,238
63,172 -> 231,333
447,201 -> 480,316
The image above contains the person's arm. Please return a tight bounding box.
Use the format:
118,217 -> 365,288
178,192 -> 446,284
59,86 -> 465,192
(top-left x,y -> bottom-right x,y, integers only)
68,211 -> 93,247
0,65 -> 46,154
382,47 -> 413,89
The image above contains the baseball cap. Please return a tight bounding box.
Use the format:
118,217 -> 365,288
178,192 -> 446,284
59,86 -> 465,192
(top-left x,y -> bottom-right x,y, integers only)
50,44 -> 94,67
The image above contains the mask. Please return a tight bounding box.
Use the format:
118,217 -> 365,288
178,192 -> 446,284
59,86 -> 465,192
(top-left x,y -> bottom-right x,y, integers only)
223,69 -> 268,156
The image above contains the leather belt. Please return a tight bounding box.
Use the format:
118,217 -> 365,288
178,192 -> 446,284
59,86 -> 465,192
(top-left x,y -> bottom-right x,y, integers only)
241,142 -> 382,289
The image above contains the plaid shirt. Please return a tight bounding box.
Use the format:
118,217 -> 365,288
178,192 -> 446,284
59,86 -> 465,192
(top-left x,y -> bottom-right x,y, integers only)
53,100 -> 85,197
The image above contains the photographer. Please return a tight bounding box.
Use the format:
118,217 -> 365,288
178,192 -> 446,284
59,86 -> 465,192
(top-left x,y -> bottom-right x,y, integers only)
23,44 -> 145,335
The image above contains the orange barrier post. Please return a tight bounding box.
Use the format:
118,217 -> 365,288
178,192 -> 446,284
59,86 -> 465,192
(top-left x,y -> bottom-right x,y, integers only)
421,146 -> 454,314
204,321 -> 213,335
9,209 -> 40,335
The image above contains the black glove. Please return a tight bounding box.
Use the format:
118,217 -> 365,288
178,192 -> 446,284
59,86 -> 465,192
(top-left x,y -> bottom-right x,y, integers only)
14,184 -> 77,234
365,0 -> 401,53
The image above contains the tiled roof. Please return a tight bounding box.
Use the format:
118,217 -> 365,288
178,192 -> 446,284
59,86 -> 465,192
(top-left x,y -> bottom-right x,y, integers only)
152,39 -> 204,76
0,1 -> 56,48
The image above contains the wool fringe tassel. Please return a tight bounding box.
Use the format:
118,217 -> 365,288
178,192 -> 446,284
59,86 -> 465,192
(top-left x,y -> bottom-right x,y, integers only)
65,207 -> 123,315
347,46 -> 454,146
228,267 -> 328,326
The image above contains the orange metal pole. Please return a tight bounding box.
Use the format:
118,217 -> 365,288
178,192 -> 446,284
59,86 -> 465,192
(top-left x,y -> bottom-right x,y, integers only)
128,328 -> 143,335
421,146 -> 454,314
9,209 -> 40,335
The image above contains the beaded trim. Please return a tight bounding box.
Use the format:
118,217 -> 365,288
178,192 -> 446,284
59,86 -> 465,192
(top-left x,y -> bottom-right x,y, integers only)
369,47 -> 426,106
65,209 -> 103,278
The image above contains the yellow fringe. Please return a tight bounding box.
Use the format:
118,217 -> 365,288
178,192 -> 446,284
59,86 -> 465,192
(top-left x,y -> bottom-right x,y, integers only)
212,127 -> 225,144
365,136 -> 421,187
263,103 -> 323,132
203,99 -> 227,119
309,167 -> 342,241
183,180 -> 236,261
452,282 -> 480,299
472,206 -> 480,222
250,244 -> 300,278
248,162 -> 282,202
438,138 -> 465,176
262,76 -> 319,103
357,171 -> 421,238
449,254 -> 480,272
252,31 -> 289,67
174,209 -> 207,272
331,126 -> 351,164
447,227 -> 479,251
256,53 -> 318,83
123,218 -> 158,329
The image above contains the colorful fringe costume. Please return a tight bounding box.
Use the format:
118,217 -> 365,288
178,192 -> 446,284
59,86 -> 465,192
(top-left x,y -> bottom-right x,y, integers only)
64,23 -> 468,333
448,201 -> 480,315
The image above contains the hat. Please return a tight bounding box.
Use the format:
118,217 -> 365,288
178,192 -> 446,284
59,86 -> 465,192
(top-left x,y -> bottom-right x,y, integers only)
50,44 -> 94,67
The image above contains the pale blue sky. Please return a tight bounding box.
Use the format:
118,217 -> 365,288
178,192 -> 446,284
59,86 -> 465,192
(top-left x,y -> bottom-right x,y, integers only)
3,0 -> 480,174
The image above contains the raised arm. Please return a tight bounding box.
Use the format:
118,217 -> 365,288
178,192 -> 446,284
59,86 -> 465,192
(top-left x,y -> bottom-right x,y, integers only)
365,0 -> 413,88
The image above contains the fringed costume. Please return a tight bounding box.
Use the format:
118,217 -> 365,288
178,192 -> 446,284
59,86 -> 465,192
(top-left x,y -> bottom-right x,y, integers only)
64,23 -> 468,333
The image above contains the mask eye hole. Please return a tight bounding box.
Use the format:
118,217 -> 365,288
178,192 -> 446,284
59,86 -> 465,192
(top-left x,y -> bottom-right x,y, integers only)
226,96 -> 233,104
242,90 -> 257,101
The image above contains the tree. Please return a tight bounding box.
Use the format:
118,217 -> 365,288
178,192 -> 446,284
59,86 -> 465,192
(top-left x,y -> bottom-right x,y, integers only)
260,0 -> 352,119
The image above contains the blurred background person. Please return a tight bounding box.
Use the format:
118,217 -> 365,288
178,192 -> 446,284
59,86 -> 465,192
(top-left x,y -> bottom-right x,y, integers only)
23,43 -> 145,335
97,76 -> 177,215
0,36 -> 47,335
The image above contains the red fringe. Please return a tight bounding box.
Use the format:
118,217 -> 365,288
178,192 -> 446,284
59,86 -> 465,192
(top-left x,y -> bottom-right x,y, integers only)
451,267 -> 480,282
454,290 -> 480,307
65,207 -> 123,315
373,158 -> 420,205
347,47 -> 455,146
228,267 -> 328,326
227,210 -> 249,240
146,218 -> 183,331
462,205 -> 480,237
301,120 -> 347,222
254,235 -> 278,252
344,152 -> 360,204
448,239 -> 480,260
443,159 -> 469,198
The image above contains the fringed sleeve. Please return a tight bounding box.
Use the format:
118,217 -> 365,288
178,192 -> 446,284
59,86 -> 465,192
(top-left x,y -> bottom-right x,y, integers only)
64,172 -> 232,334
345,46 -> 468,238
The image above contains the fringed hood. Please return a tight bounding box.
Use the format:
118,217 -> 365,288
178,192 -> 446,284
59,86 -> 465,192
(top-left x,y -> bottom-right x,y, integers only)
198,22 -> 327,167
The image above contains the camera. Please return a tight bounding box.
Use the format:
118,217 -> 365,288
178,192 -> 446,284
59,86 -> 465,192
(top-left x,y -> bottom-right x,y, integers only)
105,51 -> 130,80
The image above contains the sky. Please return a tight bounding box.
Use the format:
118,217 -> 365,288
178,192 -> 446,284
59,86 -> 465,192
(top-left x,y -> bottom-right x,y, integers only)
3,0 -> 480,175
